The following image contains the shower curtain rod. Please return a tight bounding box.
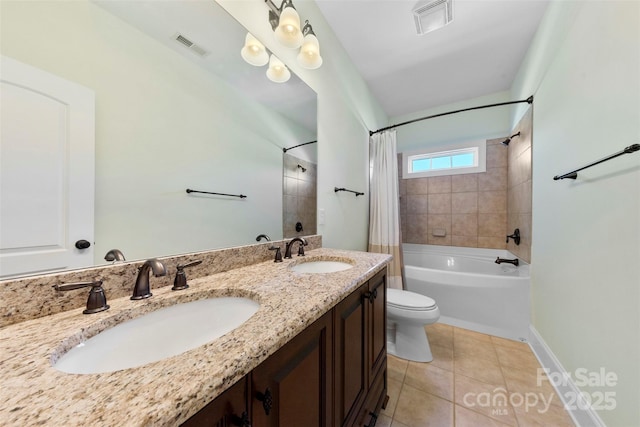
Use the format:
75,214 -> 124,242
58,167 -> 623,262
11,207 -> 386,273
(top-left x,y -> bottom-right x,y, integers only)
282,140 -> 317,153
369,95 -> 534,136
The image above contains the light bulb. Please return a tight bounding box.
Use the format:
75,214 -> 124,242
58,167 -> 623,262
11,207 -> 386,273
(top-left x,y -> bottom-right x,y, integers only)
274,6 -> 303,49
266,54 -> 291,83
297,33 -> 323,69
240,33 -> 269,66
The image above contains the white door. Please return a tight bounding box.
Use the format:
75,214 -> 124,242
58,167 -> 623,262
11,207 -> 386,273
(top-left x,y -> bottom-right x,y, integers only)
0,56 -> 95,278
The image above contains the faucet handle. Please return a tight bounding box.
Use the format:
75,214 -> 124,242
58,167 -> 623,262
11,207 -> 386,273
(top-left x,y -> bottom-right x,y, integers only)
297,239 -> 308,256
297,245 -> 305,256
268,246 -> 282,263
53,280 -> 110,314
172,260 -> 203,291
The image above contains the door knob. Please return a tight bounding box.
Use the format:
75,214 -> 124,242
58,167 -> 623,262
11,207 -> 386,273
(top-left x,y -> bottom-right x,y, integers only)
75,239 -> 91,249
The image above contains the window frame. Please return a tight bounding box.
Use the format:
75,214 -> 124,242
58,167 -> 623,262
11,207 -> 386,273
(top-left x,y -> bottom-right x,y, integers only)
402,140 -> 487,179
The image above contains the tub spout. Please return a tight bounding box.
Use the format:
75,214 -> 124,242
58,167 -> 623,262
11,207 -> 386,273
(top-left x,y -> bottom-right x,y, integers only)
495,257 -> 519,266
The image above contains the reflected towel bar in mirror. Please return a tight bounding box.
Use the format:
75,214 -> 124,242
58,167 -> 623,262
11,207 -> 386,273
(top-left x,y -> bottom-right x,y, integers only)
334,187 -> 364,196
186,189 -> 247,199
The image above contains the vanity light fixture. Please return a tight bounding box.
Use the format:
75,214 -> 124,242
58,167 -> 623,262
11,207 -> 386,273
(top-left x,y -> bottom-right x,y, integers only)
240,33 -> 269,66
265,0 -> 323,69
297,21 -> 323,69
266,54 -> 291,83
271,0 -> 304,48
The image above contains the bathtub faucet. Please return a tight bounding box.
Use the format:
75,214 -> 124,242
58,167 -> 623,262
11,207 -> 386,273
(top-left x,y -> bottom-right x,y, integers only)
495,257 -> 519,266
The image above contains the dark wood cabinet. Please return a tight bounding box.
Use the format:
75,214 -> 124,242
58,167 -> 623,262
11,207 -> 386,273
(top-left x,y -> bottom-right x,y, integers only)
340,269 -> 387,427
182,268 -> 387,427
367,270 -> 387,387
251,310 -> 333,427
334,283 -> 368,426
182,376 -> 249,427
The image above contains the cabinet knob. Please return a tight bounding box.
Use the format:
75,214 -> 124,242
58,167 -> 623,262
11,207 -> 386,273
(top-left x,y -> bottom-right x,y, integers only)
256,388 -> 273,415
363,288 -> 378,304
231,411 -> 251,427
364,411 -> 378,427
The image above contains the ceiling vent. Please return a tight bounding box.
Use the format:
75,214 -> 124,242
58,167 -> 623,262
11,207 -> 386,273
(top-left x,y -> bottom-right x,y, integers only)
413,0 -> 453,35
173,33 -> 209,57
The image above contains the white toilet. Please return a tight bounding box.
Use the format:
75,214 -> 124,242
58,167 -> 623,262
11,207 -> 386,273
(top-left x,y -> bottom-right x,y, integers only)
387,288 -> 440,363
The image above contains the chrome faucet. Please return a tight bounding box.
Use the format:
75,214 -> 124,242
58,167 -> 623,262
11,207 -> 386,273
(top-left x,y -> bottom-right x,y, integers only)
284,237 -> 307,259
495,257 -> 519,266
131,258 -> 167,300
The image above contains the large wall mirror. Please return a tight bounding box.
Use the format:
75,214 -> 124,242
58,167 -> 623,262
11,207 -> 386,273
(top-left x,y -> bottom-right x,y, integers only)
0,0 -> 317,278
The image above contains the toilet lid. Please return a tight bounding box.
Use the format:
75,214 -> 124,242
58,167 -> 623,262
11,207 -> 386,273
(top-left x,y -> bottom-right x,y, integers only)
387,288 -> 437,310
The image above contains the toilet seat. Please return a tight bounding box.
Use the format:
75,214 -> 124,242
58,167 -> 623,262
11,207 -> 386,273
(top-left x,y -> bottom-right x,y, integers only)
387,289 -> 437,311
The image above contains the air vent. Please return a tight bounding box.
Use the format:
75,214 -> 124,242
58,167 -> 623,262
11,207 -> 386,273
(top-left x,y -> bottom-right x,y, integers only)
173,33 -> 210,57
413,0 -> 453,35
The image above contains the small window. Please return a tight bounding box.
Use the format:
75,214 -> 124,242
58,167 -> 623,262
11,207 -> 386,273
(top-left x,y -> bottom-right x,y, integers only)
402,140 -> 486,179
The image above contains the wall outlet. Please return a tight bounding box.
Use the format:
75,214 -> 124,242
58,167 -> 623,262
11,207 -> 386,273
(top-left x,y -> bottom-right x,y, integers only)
318,208 -> 325,225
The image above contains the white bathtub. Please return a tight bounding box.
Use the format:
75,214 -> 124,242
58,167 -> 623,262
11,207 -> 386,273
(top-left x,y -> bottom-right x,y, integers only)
403,244 -> 530,342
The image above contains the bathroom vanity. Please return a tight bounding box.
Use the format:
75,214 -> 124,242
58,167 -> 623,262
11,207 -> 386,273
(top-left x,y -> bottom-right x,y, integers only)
184,268 -> 387,427
0,246 -> 390,426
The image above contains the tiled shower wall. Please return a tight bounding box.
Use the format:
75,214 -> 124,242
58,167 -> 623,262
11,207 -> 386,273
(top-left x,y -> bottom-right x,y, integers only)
507,107 -> 533,262
283,154 -> 317,238
399,138 -> 509,249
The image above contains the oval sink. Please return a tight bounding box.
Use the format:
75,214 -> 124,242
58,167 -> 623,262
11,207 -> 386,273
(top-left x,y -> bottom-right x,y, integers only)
53,297 -> 259,374
290,260 -> 353,274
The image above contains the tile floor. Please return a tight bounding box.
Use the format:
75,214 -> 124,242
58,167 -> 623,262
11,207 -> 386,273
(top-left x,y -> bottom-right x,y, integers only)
378,323 -> 576,426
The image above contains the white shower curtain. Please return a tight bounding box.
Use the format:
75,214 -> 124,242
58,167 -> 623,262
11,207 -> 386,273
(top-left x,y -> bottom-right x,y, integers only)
368,130 -> 404,289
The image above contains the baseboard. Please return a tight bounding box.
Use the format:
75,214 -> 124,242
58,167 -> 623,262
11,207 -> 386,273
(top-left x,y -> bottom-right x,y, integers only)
528,326 -> 607,427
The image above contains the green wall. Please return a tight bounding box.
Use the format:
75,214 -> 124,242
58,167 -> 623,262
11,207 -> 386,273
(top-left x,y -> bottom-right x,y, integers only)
512,2 -> 640,425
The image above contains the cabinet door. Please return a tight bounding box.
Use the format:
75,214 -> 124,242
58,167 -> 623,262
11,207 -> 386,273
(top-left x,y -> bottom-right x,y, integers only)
334,283 -> 368,426
251,311 -> 333,427
368,270 -> 387,385
181,376 -> 249,427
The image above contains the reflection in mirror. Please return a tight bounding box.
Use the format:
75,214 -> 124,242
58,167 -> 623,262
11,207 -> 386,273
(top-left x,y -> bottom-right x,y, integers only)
0,0 -> 317,279
283,143 -> 317,238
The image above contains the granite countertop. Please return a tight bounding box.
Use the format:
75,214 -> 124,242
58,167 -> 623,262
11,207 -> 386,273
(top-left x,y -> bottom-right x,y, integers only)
0,248 -> 391,426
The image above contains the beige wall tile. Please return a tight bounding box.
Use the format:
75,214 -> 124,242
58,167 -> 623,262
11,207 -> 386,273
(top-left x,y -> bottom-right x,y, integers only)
478,213 -> 507,237
429,175 -> 452,193
451,236 -> 478,247
487,143 -> 508,169
479,191 -> 507,213
478,167 -> 508,191
428,234 -> 452,246
406,177 -> 429,194
452,214 -> 478,236
451,174 -> 478,193
478,236 -> 507,249
428,214 -> 452,234
406,194 -> 429,214
452,192 -> 478,214
405,214 -> 429,244
428,193 -> 451,214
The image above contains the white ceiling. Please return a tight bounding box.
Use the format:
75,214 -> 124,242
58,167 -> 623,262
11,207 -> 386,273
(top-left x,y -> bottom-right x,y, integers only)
316,0 -> 549,118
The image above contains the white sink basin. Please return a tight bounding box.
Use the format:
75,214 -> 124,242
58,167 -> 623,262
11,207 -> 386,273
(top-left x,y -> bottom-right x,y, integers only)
289,260 -> 353,274
53,297 -> 259,374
